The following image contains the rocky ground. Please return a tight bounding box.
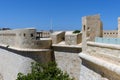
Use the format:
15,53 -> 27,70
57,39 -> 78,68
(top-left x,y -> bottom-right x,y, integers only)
80,65 -> 108,80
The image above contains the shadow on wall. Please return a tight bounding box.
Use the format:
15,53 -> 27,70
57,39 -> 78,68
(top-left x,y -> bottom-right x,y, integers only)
0,46 -> 55,63
81,58 -> 120,80
53,46 -> 82,53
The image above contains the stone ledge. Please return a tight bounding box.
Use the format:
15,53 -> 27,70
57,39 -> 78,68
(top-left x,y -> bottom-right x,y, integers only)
79,53 -> 120,75
87,41 -> 120,50
79,53 -> 120,80
0,44 -> 51,52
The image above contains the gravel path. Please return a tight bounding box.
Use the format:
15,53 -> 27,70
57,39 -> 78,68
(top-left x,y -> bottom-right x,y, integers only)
80,65 -> 108,80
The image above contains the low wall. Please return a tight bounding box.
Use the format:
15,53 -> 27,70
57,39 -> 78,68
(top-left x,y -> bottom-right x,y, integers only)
65,32 -> 82,45
80,41 -> 120,80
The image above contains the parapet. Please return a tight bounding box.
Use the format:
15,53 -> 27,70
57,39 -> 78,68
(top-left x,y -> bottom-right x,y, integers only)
51,31 -> 65,44
65,31 -> 82,45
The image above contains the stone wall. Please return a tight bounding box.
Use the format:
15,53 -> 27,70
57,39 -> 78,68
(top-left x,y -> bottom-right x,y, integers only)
51,31 -> 65,44
0,46 -> 53,80
65,31 -> 82,45
0,28 -> 52,49
53,45 -> 82,80
82,14 -> 103,41
82,14 -> 103,52
54,51 -> 81,80
80,41 -> 120,80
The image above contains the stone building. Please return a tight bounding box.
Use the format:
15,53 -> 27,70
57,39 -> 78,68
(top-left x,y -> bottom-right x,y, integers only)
103,30 -> 118,38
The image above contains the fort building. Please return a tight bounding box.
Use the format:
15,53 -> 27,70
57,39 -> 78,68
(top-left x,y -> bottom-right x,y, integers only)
1,14 -> 120,80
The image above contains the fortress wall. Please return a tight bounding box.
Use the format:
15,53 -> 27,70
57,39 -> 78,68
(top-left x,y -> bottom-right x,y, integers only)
53,45 -> 82,80
103,30 -> 118,38
0,30 -> 16,47
0,28 -> 52,49
0,46 -> 53,80
80,41 -> 120,80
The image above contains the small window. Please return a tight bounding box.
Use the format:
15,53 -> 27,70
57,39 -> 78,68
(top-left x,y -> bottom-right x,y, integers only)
83,25 -> 85,31
24,33 -> 26,37
87,27 -> 90,30
31,33 -> 33,37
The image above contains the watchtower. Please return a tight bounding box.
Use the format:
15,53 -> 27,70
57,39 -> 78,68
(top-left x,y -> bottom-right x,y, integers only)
82,14 -> 103,51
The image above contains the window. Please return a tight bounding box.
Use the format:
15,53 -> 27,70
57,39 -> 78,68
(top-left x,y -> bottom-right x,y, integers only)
24,33 -> 26,37
83,25 -> 85,31
87,27 -> 90,30
31,33 -> 33,37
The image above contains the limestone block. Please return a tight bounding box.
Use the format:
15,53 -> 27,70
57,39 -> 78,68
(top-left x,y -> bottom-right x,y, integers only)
51,31 -> 65,44
65,31 -> 82,45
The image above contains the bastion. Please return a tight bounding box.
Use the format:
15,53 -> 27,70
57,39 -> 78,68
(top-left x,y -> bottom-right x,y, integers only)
0,28 -> 53,80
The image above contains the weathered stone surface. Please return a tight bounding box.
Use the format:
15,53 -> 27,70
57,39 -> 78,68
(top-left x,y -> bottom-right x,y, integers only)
51,31 -> 65,44
65,31 -> 82,45
80,41 -> 120,80
80,65 -> 108,80
0,46 -> 53,80
0,28 -> 52,49
54,51 -> 81,80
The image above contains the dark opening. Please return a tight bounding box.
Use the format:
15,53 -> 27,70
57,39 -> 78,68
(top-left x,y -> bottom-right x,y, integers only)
24,33 -> 26,37
83,25 -> 85,31
31,33 -> 33,37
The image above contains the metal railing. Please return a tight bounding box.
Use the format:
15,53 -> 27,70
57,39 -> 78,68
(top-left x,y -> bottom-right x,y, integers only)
36,31 -> 51,40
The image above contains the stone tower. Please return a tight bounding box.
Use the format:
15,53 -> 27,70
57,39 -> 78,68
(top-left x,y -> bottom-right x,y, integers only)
82,14 -> 103,52
118,17 -> 120,38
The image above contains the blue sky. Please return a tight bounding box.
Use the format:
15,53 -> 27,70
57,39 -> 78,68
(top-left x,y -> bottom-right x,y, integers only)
0,0 -> 119,31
